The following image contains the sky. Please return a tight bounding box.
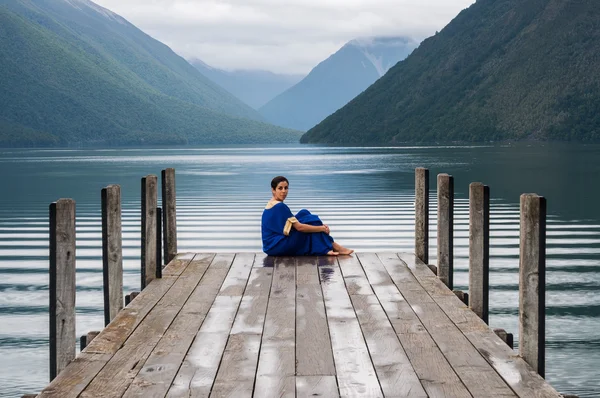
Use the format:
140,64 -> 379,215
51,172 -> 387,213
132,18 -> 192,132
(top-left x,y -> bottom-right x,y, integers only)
93,0 -> 475,75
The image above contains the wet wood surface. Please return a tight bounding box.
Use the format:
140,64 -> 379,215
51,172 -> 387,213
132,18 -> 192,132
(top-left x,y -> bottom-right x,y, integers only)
38,252 -> 561,398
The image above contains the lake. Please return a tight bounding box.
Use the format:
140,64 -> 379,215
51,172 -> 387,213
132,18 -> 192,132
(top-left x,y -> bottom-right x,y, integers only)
0,143 -> 598,397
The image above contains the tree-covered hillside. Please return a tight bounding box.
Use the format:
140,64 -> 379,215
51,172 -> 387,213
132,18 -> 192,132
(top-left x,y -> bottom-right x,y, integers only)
0,0 -> 300,146
301,0 -> 600,144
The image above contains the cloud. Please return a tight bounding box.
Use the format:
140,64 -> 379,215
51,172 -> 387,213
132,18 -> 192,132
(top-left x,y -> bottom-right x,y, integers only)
92,0 -> 475,74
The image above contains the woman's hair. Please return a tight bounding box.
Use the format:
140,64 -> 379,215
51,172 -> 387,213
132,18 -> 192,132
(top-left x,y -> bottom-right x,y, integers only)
271,176 -> 289,189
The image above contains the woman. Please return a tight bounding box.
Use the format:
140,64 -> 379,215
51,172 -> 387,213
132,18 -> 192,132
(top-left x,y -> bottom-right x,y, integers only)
261,176 -> 354,256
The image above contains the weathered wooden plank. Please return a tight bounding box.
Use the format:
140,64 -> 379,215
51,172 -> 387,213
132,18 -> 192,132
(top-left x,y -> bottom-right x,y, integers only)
210,266 -> 273,397
141,175 -> 158,289
167,253 -> 254,397
209,334 -> 261,398
356,253 -> 470,398
122,254 -> 225,398
230,266 -> 273,335
102,185 -> 123,326
377,252 -> 515,397
469,182 -> 490,323
49,198 -> 76,381
437,173 -> 454,289
254,251 -> 270,267
296,376 -> 339,398
319,259 -> 383,398
296,256 -> 335,376
161,168 -> 177,264
79,254 -> 214,397
347,254 -> 426,398
398,252 -> 562,398
254,257 -> 296,398
38,255 -> 196,398
337,253 -> 373,295
415,167 -> 429,264
519,194 -> 546,377
37,352 -> 113,398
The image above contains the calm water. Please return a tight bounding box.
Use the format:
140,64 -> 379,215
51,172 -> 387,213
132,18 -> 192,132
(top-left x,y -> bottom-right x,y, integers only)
0,144 -> 598,397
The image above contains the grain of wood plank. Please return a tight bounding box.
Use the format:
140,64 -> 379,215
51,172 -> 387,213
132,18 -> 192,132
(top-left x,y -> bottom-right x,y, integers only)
356,252 -> 471,398
319,259 -> 383,398
123,254 -> 229,398
167,253 -> 255,397
210,267 -> 273,397
230,267 -> 273,334
376,252 -> 516,397
79,254 -> 214,398
296,256 -> 335,376
209,334 -> 261,398
345,255 -> 425,398
254,251 -> 270,267
49,199 -> 76,381
254,257 -> 296,398
398,252 -> 562,398
337,253 -> 373,295
37,255 -> 197,398
296,376 -> 340,398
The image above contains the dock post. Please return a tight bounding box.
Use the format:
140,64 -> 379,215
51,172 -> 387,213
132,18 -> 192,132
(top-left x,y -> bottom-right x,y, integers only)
141,175 -> 158,289
469,182 -> 490,323
162,168 -> 177,264
49,199 -> 76,381
437,173 -> 454,289
80,330 -> 100,351
415,168 -> 429,264
519,193 -> 546,377
156,207 -> 163,278
102,185 -> 123,326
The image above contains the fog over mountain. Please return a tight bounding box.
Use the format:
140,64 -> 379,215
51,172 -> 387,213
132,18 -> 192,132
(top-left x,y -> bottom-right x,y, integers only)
189,59 -> 304,109
259,37 -> 418,131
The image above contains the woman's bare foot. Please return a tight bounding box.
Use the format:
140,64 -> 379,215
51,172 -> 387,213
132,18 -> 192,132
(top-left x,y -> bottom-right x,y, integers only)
333,242 -> 354,255
326,250 -> 339,256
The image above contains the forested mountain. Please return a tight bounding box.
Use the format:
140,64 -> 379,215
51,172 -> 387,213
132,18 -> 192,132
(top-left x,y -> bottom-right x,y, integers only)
259,37 -> 418,131
189,59 -> 304,109
301,0 -> 600,144
0,0 -> 300,147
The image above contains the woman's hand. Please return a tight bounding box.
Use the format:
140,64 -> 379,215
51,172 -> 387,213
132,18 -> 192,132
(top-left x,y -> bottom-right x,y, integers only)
323,224 -> 330,234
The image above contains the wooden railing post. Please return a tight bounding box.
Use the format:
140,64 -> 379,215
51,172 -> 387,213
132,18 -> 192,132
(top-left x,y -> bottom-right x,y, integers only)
156,206 -> 163,278
469,182 -> 490,323
101,185 -> 123,326
141,175 -> 158,289
437,173 -> 454,289
519,193 -> 546,377
162,168 -> 177,264
415,168 -> 429,264
49,198 -> 76,381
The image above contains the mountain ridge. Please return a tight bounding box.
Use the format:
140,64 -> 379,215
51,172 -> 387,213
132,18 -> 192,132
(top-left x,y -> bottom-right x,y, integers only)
0,0 -> 301,147
301,0 -> 600,144
259,36 -> 418,131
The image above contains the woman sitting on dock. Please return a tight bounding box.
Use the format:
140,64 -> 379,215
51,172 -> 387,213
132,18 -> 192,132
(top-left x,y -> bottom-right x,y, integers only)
261,176 -> 354,256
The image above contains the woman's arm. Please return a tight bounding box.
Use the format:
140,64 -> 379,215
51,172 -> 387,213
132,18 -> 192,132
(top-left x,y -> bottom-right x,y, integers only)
293,222 -> 330,234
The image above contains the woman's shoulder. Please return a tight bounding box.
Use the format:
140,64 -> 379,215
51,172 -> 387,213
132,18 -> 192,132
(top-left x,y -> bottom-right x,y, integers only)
265,200 -> 287,210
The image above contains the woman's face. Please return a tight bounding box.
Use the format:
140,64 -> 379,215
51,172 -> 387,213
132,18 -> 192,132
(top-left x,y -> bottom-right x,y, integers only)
272,181 -> 289,202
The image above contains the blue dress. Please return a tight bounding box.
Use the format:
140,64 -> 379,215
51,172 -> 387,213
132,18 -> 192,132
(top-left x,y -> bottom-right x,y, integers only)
261,201 -> 334,256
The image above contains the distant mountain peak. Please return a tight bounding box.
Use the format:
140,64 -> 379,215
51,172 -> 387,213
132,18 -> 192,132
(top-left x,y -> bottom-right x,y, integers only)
63,0 -> 127,24
347,36 -> 418,77
259,35 -> 418,131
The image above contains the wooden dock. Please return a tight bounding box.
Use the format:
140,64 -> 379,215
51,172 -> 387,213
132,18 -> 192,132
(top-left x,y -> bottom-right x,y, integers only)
37,251 -> 561,398
30,167 -> 576,397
